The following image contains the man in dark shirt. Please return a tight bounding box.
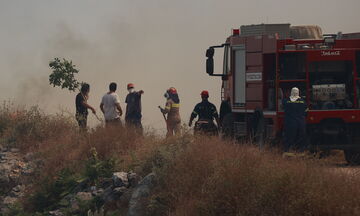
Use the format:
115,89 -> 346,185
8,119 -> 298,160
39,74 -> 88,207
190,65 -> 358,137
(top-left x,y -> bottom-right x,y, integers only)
189,90 -> 220,135
125,83 -> 144,132
283,87 -> 307,152
75,83 -> 96,129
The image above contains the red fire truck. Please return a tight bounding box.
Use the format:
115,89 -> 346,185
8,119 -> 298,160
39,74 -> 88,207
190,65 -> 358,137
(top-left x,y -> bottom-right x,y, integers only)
206,23 -> 360,163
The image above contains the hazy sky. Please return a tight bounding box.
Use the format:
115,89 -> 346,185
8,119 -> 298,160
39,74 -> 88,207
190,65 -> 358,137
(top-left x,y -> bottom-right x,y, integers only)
0,0 -> 359,131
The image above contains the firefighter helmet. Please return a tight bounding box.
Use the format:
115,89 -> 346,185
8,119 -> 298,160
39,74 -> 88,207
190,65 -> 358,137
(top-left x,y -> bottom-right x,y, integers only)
201,90 -> 209,98
168,87 -> 177,94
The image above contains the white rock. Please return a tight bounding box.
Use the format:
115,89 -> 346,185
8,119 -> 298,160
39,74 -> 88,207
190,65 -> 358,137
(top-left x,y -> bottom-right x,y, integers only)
112,172 -> 129,187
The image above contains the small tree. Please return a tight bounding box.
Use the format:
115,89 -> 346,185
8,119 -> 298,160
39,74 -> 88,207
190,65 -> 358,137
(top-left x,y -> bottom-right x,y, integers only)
49,58 -> 102,122
49,58 -> 82,92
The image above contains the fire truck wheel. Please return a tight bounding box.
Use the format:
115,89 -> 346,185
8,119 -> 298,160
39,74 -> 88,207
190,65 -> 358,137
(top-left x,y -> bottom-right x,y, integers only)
344,150 -> 360,165
221,113 -> 234,139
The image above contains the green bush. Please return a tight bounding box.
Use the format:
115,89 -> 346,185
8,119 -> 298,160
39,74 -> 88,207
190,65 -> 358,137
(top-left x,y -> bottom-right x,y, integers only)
84,147 -> 116,184
28,169 -> 78,212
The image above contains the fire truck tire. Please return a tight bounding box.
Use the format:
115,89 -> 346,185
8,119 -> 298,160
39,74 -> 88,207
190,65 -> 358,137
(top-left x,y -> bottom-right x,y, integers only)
221,113 -> 234,139
344,150 -> 360,165
253,109 -> 265,148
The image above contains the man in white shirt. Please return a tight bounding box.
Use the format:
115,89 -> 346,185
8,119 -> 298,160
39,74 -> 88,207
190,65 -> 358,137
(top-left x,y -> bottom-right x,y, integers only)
100,82 -> 123,126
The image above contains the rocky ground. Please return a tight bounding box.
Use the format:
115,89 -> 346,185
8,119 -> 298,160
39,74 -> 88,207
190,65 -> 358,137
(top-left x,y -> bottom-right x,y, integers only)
48,171 -> 156,216
0,147 -> 36,213
0,146 -> 157,215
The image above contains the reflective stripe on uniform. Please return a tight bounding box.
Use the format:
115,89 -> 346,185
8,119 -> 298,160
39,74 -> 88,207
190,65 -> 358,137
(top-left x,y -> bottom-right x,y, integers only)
287,100 -> 304,104
172,103 -> 180,108
165,106 -> 171,110
192,111 -> 198,115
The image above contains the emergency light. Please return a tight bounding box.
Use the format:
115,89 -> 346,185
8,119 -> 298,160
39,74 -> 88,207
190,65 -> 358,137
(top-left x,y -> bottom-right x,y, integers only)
233,29 -> 240,36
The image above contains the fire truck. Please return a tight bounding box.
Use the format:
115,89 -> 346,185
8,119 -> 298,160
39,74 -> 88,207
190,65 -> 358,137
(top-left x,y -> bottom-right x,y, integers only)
206,23 -> 360,163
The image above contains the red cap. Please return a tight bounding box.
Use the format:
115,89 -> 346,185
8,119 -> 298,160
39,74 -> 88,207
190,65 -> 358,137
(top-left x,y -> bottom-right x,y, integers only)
127,83 -> 134,89
168,87 -> 177,94
201,90 -> 209,97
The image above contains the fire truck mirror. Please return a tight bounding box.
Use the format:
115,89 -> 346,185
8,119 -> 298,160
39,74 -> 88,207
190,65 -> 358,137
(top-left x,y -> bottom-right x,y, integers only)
206,58 -> 214,75
206,47 -> 215,58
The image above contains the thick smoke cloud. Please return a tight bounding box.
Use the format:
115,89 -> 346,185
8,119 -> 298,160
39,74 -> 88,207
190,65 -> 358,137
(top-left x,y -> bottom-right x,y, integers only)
0,0 -> 359,131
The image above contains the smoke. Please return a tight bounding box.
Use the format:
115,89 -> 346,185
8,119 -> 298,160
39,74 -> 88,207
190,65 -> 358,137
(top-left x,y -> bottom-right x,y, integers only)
1,0 -> 360,131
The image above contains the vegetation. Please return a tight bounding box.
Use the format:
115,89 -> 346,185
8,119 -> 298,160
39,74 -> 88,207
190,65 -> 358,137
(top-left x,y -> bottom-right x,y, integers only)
49,58 -> 82,92
1,104 -> 360,215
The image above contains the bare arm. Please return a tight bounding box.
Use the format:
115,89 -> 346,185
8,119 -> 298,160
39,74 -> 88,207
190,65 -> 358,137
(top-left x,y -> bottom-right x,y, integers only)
116,103 -> 123,116
100,103 -> 104,114
82,101 -> 96,114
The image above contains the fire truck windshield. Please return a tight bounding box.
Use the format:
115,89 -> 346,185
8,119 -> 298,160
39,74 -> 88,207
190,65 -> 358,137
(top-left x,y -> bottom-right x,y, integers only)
223,45 -> 231,75
309,61 -> 353,110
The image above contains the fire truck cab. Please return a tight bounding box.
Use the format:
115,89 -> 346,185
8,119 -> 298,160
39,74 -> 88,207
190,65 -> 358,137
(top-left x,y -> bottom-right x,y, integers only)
206,23 -> 360,163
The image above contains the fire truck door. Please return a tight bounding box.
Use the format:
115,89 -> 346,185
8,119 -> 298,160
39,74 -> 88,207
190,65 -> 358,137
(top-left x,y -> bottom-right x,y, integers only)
234,45 -> 246,106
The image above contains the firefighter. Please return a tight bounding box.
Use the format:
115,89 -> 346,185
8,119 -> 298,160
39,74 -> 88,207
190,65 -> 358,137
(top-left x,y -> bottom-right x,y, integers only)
160,87 -> 181,137
283,87 -> 308,152
188,90 -> 220,136
125,83 -> 144,133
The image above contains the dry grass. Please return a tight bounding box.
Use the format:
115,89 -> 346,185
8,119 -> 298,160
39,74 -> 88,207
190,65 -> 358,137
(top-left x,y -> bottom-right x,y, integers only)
154,137 -> 360,216
2,105 -> 360,215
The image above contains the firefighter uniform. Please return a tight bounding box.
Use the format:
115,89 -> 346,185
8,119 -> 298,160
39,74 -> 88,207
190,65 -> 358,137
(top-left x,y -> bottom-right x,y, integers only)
283,97 -> 307,152
190,100 -> 219,135
163,98 -> 181,136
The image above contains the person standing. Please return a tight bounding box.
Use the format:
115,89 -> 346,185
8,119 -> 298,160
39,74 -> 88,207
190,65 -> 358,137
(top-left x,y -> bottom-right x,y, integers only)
189,90 -> 220,135
283,87 -> 307,152
75,83 -> 96,129
100,82 -> 123,126
125,83 -> 144,132
160,87 -> 181,137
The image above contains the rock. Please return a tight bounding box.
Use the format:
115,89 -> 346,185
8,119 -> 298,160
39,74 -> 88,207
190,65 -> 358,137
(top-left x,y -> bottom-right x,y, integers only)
49,209 -> 64,216
112,172 -> 129,187
127,173 -> 157,216
9,184 -> 25,197
116,188 -> 134,209
21,164 -> 34,176
76,192 -> 93,201
3,196 -> 17,205
10,148 -> 19,153
71,192 -> 93,211
128,172 -> 141,187
102,186 -> 115,202
113,186 -> 127,196
88,207 -> 105,216
92,188 -> 104,197
0,148 -> 35,210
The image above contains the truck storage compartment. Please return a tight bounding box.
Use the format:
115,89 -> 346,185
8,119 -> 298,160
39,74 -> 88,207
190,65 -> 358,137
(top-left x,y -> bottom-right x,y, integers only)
240,23 -> 290,39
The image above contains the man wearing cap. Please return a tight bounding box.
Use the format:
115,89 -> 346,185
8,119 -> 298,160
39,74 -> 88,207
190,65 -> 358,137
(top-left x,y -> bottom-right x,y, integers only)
125,83 -> 144,133
283,87 -> 308,152
189,90 -> 220,135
